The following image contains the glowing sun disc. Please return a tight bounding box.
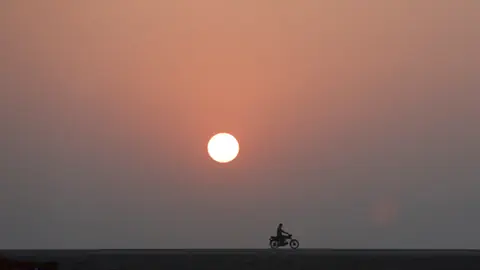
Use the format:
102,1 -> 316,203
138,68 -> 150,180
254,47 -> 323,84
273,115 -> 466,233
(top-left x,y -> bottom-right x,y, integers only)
208,133 -> 239,163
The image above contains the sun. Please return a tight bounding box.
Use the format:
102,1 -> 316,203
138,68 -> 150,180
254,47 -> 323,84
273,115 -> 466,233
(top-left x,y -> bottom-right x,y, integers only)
207,133 -> 239,163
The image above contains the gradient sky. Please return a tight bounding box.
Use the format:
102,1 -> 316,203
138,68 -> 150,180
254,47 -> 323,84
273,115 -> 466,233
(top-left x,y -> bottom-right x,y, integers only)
1,1 -> 479,249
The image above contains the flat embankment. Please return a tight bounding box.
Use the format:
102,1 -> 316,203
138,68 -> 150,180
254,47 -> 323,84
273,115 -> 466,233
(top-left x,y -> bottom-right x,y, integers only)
2,249 -> 480,270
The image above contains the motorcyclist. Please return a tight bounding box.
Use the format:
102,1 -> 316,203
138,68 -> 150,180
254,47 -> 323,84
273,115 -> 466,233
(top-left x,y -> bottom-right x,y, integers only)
276,223 -> 291,245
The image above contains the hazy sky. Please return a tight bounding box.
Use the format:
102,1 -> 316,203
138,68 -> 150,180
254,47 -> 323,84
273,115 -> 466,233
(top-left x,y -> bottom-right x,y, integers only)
1,1 -> 479,249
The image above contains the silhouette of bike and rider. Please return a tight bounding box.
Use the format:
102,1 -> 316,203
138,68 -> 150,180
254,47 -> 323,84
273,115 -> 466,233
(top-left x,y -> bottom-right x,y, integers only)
269,223 -> 299,249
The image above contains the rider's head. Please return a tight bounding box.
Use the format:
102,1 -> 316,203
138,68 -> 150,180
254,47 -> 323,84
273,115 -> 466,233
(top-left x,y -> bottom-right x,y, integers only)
279,223 -> 283,228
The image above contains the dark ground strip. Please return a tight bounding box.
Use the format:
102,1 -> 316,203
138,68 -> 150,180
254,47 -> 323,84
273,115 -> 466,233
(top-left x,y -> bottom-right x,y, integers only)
1,249 -> 480,270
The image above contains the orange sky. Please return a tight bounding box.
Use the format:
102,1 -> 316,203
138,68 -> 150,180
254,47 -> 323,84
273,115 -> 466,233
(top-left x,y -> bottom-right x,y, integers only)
1,1 -> 479,248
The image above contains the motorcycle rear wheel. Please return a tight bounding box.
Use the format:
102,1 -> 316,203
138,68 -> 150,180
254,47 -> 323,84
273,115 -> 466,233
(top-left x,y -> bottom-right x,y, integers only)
269,240 -> 279,249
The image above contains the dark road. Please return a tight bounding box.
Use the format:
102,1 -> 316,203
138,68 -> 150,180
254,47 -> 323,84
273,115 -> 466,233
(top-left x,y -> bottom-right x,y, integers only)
2,249 -> 480,270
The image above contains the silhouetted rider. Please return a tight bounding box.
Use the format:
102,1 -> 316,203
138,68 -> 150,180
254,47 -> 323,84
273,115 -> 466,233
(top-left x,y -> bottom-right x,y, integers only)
276,223 -> 290,245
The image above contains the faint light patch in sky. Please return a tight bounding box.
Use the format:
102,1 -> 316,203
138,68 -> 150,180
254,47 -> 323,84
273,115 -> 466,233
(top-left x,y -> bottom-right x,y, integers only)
370,199 -> 399,227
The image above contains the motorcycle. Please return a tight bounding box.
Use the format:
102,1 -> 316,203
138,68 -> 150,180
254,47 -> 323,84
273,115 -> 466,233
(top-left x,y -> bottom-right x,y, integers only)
269,234 -> 299,249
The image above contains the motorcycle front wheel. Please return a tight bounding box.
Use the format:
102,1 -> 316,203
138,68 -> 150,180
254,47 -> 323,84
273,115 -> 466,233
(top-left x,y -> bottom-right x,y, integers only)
289,239 -> 299,249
